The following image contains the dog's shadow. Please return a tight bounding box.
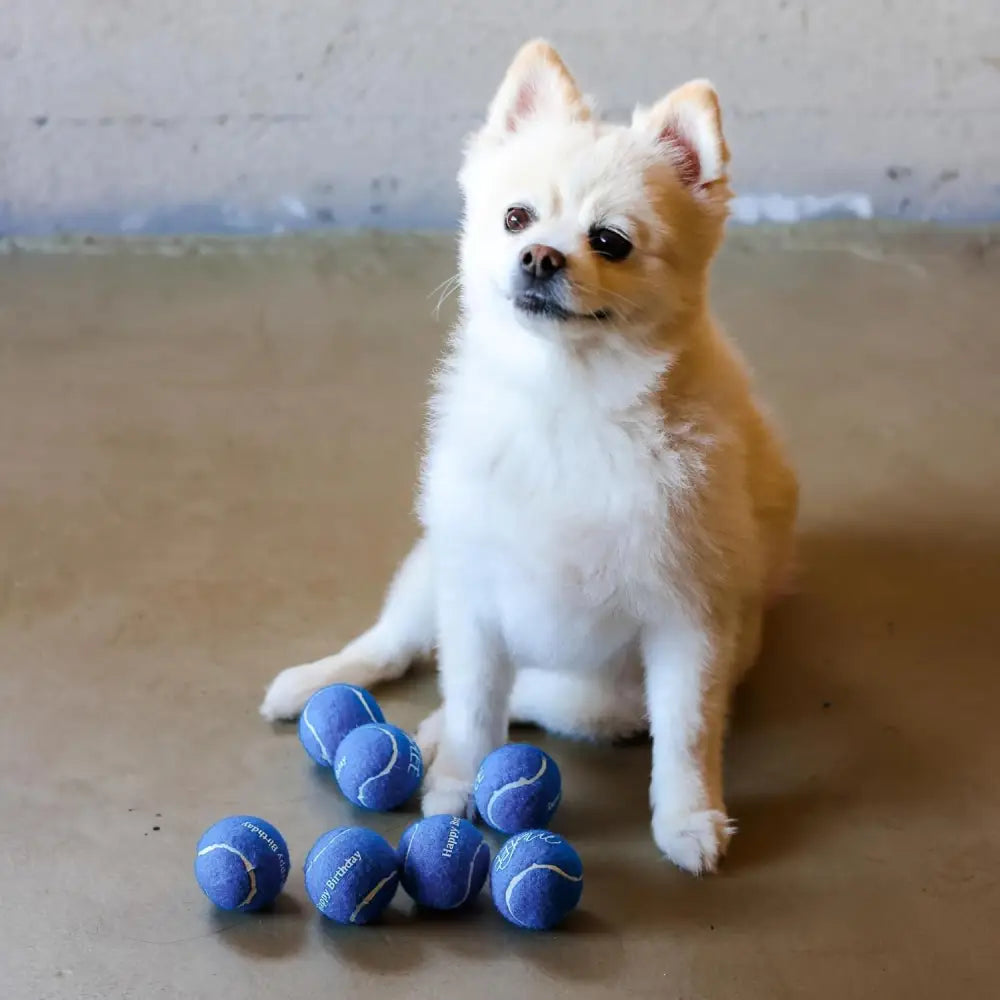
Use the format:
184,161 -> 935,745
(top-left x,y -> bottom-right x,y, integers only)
725,525 -> 1000,871
538,522 -> 1000,908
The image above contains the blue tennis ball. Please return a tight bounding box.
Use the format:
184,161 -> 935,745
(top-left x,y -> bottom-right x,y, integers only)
298,684 -> 384,767
473,744 -> 562,834
194,815 -> 290,912
397,814 -> 490,910
304,827 -> 399,925
490,830 -> 583,930
334,723 -> 423,811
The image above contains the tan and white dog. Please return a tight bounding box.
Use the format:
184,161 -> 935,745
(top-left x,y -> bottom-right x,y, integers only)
261,40 -> 798,874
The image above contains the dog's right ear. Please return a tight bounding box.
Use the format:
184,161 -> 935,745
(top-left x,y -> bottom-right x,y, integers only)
482,39 -> 590,139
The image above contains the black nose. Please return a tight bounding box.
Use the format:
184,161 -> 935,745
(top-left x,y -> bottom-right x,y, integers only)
520,244 -> 566,281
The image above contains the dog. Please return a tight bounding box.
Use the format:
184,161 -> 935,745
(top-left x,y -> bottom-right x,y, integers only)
261,39 -> 798,874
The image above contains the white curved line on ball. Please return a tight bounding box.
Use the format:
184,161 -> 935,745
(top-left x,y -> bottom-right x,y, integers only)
350,687 -> 379,723
452,840 -> 487,909
304,828 -> 355,876
357,726 -> 399,807
486,755 -> 547,828
504,863 -> 581,927
301,702 -> 332,765
350,872 -> 398,924
402,819 -> 425,871
197,843 -> 258,908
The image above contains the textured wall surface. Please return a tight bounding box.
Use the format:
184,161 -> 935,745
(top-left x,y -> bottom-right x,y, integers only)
2,0 -> 999,233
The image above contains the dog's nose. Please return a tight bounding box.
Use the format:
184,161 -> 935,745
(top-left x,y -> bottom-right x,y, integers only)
520,244 -> 566,281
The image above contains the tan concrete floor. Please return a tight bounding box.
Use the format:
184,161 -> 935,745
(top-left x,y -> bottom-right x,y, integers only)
2,226 -> 999,999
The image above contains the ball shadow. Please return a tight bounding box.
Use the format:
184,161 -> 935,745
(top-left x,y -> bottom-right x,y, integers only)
208,892 -> 307,958
488,896 -> 625,982
315,904 -> 425,974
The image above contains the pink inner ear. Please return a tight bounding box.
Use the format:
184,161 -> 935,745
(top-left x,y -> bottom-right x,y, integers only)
506,80 -> 538,132
660,124 -> 701,188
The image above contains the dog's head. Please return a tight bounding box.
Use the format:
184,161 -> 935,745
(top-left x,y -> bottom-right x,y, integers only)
459,40 -> 731,344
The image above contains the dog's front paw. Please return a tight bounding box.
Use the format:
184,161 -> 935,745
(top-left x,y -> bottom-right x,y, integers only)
653,808 -> 734,875
414,707 -> 443,768
259,665 -> 318,722
421,758 -> 475,819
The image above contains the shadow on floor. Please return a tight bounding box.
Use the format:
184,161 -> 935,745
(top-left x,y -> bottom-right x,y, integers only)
729,524 -> 1000,870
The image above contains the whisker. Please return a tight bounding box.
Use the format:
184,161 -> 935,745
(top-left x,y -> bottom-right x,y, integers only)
428,273 -> 461,317
602,289 -> 641,311
428,273 -> 459,298
574,282 -> 641,315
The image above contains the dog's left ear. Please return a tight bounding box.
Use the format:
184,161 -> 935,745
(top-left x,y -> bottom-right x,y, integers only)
633,80 -> 730,191
483,39 -> 590,139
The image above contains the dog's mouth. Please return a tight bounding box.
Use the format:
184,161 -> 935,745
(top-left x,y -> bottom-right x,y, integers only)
513,291 -> 611,323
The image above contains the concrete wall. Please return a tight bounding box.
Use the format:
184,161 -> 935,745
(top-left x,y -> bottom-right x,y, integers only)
2,0 -> 998,234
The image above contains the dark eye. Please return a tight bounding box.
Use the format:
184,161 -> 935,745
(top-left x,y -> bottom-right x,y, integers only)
589,227 -> 632,262
504,206 -> 532,233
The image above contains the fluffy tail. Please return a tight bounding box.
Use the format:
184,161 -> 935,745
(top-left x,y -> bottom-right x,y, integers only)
259,539 -> 435,721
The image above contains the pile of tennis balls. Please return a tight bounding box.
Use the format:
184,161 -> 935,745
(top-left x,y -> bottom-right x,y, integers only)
194,683 -> 583,930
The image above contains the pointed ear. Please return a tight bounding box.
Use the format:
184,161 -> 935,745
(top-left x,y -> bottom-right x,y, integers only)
483,39 -> 590,138
633,80 -> 730,190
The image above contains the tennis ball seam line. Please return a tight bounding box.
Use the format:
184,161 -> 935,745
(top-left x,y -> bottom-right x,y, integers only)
350,871 -> 398,924
301,703 -> 333,766
486,755 -> 548,828
240,821 -> 289,881
504,862 -> 581,927
350,686 -> 380,723
304,828 -> 355,876
197,843 -> 258,908
357,726 -> 400,807
402,819 -> 423,871
453,840 -> 488,909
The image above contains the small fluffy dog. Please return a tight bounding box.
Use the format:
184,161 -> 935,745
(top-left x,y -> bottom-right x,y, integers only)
261,40 -> 797,874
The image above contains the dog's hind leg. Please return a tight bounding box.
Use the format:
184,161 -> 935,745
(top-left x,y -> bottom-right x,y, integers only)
259,538 -> 435,721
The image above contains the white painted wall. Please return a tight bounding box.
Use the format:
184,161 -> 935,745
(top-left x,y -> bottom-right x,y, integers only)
2,0 -> 998,233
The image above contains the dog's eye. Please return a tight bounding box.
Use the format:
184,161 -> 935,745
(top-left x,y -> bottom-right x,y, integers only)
589,227 -> 632,262
504,206 -> 532,233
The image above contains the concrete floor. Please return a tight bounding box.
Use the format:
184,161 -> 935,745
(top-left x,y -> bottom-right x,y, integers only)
2,226 -> 999,999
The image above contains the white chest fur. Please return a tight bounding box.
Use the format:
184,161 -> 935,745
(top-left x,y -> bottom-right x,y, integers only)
420,319 -> 700,663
